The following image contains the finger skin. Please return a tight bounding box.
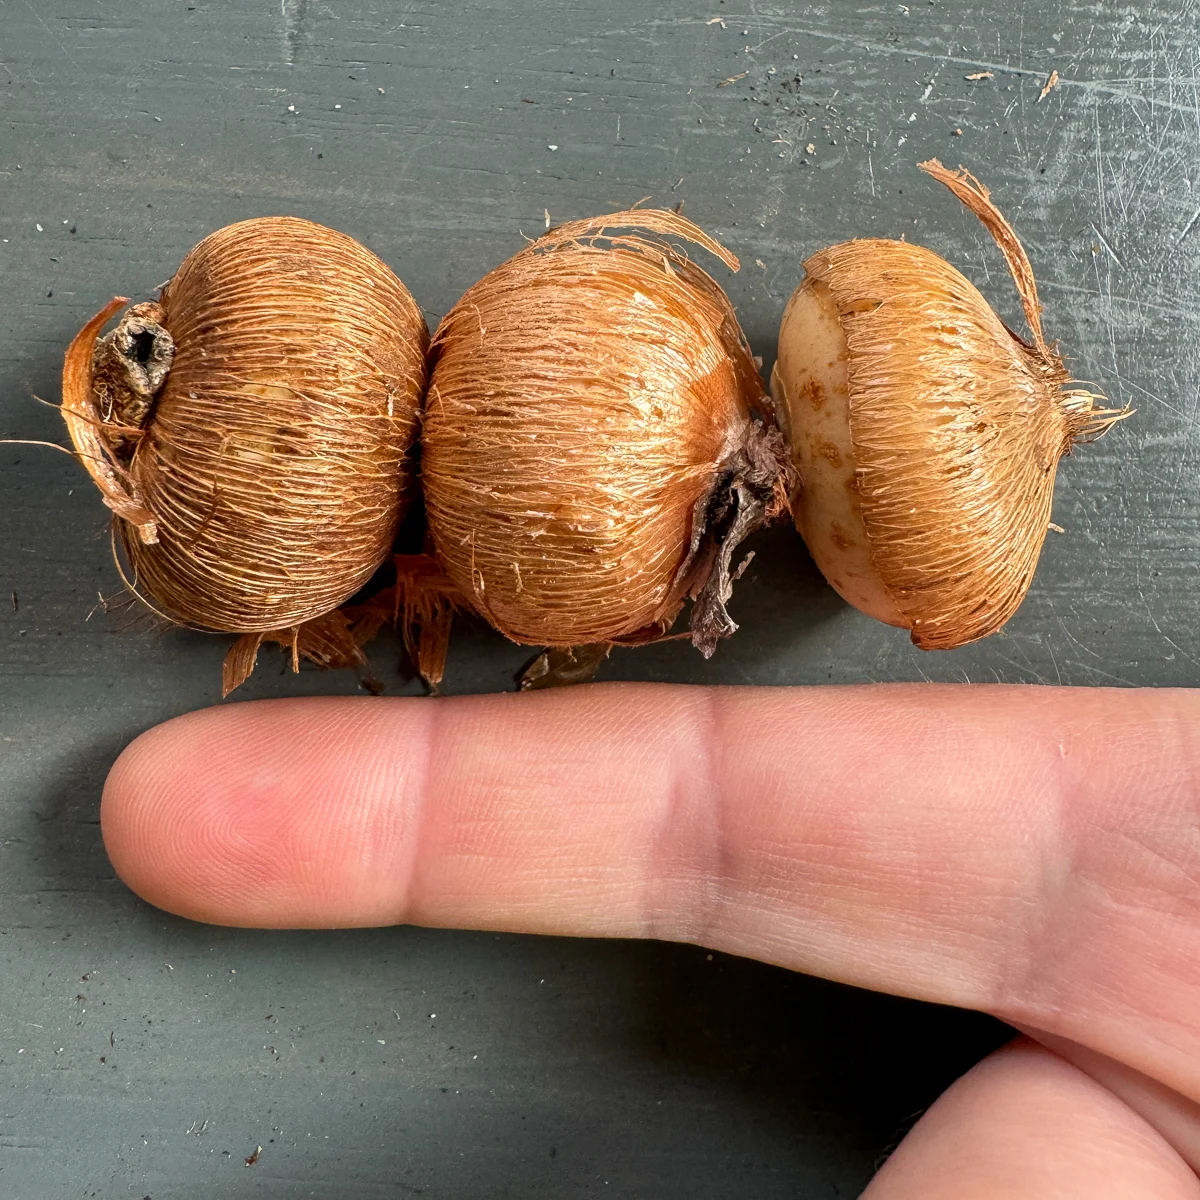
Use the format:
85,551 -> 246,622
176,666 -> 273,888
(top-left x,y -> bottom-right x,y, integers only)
1018,1027 -> 1200,1176
102,683 -> 1200,1107
863,1038 -> 1200,1200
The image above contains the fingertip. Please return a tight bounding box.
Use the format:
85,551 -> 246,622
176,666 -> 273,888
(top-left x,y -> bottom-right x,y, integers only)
100,698 -> 424,928
102,705 -> 218,921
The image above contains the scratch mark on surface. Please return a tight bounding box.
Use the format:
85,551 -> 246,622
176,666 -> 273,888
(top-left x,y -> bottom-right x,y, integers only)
1090,222 -> 1123,267
1177,206 -> 1200,246
281,0 -> 309,67
670,20 -> 1200,116
24,1 -> 78,70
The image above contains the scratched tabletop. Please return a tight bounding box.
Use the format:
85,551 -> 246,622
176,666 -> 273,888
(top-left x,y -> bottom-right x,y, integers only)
1,1 -> 1194,1196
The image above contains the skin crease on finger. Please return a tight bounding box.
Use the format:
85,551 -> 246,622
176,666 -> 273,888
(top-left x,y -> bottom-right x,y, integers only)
102,681 -> 1200,1171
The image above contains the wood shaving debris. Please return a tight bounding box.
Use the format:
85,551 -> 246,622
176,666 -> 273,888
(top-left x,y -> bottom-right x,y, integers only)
245,1147 -> 262,1167
806,142 -> 816,154
755,258 -> 767,270
965,71 -> 993,81
1038,69 -> 1060,101
706,16 -> 726,26
544,208 -> 551,229
1048,522 -> 1065,533
952,127 -> 963,136
718,71 -> 749,87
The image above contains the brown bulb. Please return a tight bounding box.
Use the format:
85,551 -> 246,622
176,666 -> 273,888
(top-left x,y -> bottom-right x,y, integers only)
771,161 -> 1125,649
417,209 -> 788,684
62,216 -> 429,692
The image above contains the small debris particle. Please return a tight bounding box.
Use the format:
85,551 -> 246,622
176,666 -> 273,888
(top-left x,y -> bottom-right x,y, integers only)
952,127 -> 963,136
334,103 -> 342,109
806,142 -> 816,154
547,144 -> 558,151
35,223 -> 43,232
377,87 -> 385,94
286,104 -> 295,112
544,208 -> 551,229
718,71 -> 749,87
706,15 -> 726,26
1038,69 -> 1060,101
755,258 -> 767,270
245,1146 -> 261,1167
1048,522 -> 1065,533
965,71 -> 994,81
521,97 -> 536,103
10,591 -> 16,613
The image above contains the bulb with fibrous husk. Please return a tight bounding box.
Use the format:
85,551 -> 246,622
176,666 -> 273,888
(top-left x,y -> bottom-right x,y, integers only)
61,216 -> 429,694
771,160 -> 1126,650
411,209 -> 790,688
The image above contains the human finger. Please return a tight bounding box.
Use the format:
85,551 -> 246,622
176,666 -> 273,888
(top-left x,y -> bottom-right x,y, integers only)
102,683 -> 1200,1101
863,1037 -> 1200,1199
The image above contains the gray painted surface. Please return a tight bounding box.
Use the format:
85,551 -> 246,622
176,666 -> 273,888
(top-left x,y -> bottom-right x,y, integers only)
0,1 -> 1192,1195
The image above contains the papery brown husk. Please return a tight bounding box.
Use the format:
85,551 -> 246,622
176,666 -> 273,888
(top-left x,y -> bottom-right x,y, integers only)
62,217 -> 429,688
800,161 -> 1124,649
420,208 -> 786,658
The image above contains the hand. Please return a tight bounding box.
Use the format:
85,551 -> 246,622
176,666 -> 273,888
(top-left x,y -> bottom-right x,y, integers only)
101,682 -> 1200,1197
